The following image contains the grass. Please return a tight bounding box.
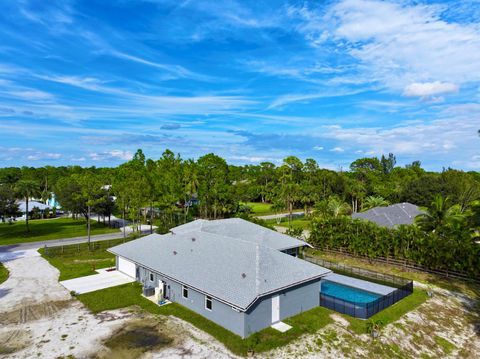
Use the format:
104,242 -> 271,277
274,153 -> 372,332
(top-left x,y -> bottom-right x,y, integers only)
242,202 -> 275,215
0,218 -> 118,245
242,202 -> 304,216
77,282 -> 333,356
39,242 -> 116,281
269,218 -> 311,230
0,262 -> 9,284
434,335 -> 456,355
344,288 -> 429,334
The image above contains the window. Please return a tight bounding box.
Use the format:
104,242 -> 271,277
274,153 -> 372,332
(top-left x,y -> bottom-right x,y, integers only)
182,285 -> 189,299
149,272 -> 154,282
205,295 -> 212,311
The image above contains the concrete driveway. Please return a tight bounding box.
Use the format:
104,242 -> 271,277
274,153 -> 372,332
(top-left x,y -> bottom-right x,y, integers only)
60,268 -> 135,294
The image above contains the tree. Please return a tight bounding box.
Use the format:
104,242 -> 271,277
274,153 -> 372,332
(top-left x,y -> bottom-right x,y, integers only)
327,197 -> 351,218
75,173 -> 104,247
14,180 -> 40,232
0,184 -> 19,222
197,154 -> 233,219
380,153 -> 396,175
183,159 -> 199,221
278,157 -> 303,225
350,157 -> 382,173
415,195 -> 465,233
362,196 -> 389,211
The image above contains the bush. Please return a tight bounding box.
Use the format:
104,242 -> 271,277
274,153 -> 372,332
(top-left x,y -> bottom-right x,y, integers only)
310,217 -> 480,277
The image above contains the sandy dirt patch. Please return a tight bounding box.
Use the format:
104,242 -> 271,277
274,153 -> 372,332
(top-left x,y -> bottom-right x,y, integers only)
0,248 -> 239,359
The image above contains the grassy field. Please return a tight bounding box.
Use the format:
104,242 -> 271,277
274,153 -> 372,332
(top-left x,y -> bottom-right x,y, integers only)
77,282 -> 333,356
269,218 -> 311,230
38,240 -> 125,281
242,202 -> 275,215
0,218 -> 118,245
0,263 -> 8,284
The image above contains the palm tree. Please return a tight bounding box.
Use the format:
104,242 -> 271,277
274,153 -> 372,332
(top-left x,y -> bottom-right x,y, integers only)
15,180 -> 39,232
327,197 -> 351,218
362,196 -> 389,211
415,195 -> 465,233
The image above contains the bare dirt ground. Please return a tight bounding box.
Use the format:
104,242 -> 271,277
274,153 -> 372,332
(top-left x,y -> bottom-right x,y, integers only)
261,283 -> 480,359
1,249 -> 478,358
0,249 -> 238,359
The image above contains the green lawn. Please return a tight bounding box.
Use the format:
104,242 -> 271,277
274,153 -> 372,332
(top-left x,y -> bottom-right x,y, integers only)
242,202 -> 275,215
77,282 -> 333,356
0,218 -> 118,245
38,240 -> 123,281
0,263 -> 8,284
344,289 -> 428,334
271,218 -> 311,230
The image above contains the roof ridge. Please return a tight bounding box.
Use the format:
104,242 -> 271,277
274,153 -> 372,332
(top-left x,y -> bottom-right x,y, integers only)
255,244 -> 261,294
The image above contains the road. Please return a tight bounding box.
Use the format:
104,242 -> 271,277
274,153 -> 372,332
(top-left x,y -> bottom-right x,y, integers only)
0,232 -> 127,252
255,211 -> 304,220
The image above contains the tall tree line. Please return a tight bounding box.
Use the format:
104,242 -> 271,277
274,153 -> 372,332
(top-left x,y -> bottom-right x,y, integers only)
1,150 -> 479,232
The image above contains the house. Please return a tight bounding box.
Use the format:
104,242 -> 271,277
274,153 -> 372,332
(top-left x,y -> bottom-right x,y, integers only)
15,200 -> 51,220
352,202 -> 424,228
108,218 -> 331,338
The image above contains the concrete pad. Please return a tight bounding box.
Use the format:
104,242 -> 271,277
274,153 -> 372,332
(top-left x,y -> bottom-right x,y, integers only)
60,269 -> 135,294
271,321 -> 292,333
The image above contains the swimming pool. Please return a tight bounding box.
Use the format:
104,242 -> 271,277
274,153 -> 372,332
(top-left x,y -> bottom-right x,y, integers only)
321,280 -> 381,303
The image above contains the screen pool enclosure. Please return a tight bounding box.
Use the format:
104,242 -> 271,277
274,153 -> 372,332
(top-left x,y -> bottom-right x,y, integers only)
306,256 -> 414,319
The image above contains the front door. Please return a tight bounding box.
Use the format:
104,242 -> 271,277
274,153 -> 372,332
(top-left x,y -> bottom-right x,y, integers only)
271,295 -> 280,323
161,281 -> 168,299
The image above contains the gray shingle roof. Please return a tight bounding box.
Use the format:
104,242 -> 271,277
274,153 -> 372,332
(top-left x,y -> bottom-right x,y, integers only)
171,218 -> 311,250
109,228 -> 330,310
352,202 -> 424,228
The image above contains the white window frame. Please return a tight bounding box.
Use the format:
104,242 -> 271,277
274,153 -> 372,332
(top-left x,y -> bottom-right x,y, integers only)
149,272 -> 154,282
182,285 -> 189,299
205,295 -> 212,311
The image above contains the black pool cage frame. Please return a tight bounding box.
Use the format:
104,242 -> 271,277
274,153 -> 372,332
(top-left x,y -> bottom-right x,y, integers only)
319,281 -> 413,319
305,255 -> 414,319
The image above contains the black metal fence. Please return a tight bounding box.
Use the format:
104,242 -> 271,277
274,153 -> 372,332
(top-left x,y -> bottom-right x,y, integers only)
305,255 -> 414,318
305,255 -> 411,288
319,281 -> 413,319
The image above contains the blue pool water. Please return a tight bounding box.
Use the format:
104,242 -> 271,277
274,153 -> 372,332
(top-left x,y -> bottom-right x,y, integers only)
321,280 -> 381,303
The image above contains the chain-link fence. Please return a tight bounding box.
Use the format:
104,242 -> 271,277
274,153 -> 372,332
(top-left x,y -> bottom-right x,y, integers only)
43,236 -> 137,257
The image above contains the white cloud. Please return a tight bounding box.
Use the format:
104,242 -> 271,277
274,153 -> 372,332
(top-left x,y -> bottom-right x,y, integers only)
318,112 -> 479,169
313,146 -> 324,150
89,150 -> 133,161
330,147 -> 344,152
26,152 -> 62,160
292,0 -> 480,91
403,82 -> 459,97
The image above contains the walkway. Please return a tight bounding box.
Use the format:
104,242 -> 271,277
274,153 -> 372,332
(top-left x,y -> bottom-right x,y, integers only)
60,268 -> 135,294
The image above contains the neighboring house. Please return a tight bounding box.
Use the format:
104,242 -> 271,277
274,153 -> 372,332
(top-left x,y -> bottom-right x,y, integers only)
109,218 -> 331,338
16,200 -> 51,220
352,202 -> 424,228
46,192 -> 61,209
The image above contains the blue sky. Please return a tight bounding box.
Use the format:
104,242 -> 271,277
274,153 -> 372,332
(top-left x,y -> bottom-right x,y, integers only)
0,0 -> 479,170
